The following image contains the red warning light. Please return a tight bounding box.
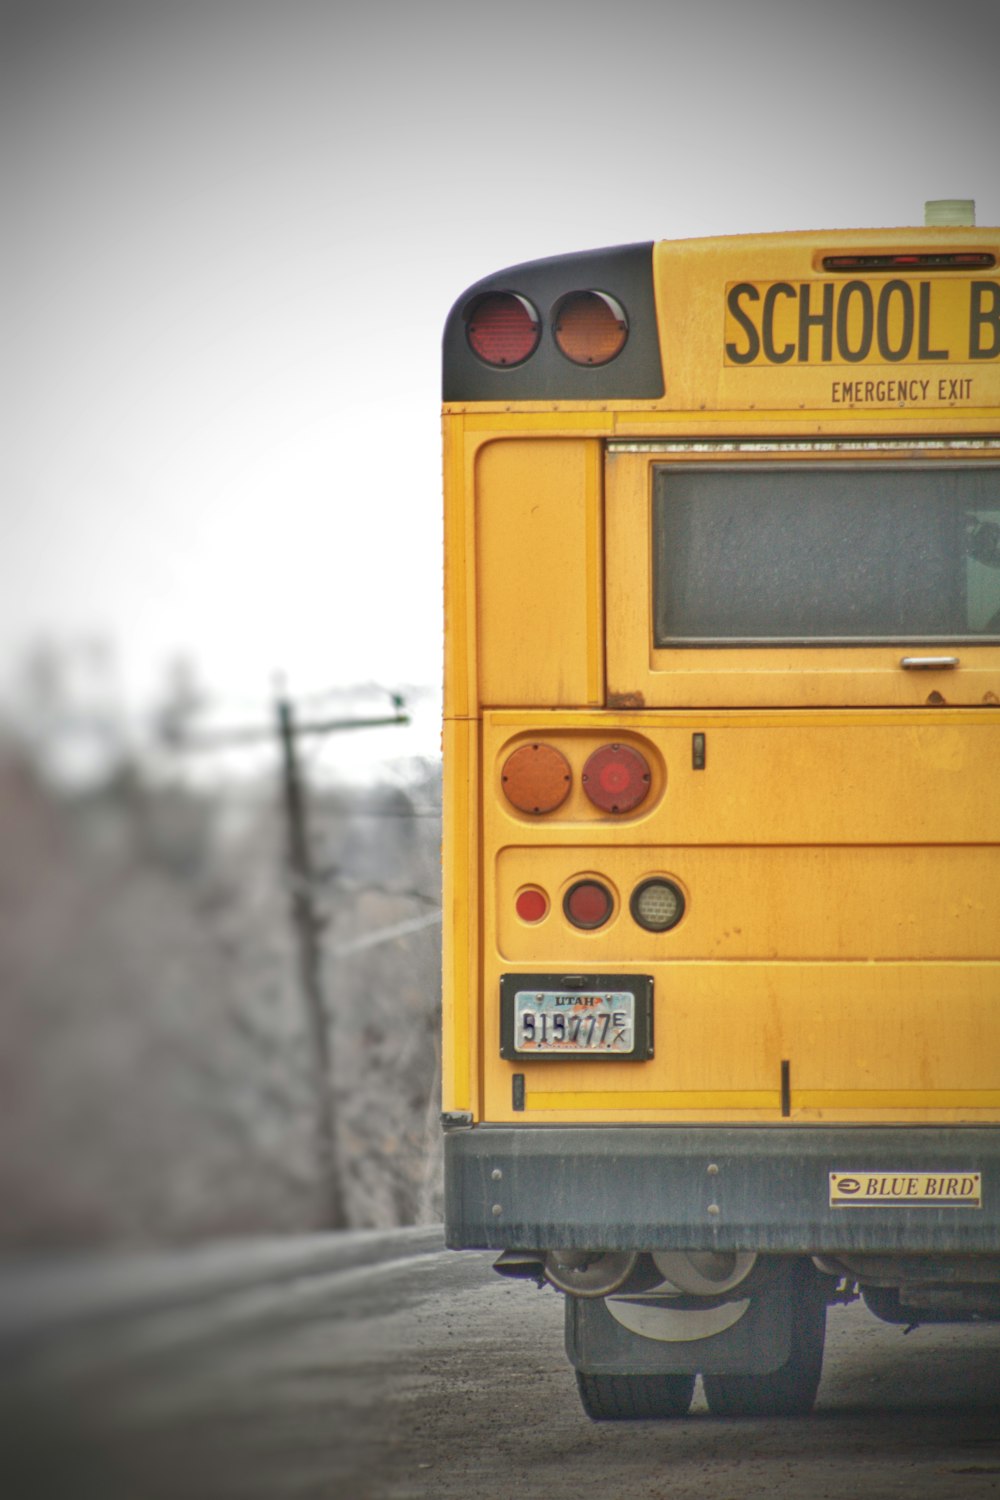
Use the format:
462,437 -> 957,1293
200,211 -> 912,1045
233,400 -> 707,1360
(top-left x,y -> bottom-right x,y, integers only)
582,744 -> 651,814
467,293 -> 540,366
564,879 -> 614,930
515,888 -> 548,923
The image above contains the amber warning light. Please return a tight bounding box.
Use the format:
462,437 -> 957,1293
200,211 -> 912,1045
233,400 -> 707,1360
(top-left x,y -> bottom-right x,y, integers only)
553,291 -> 629,365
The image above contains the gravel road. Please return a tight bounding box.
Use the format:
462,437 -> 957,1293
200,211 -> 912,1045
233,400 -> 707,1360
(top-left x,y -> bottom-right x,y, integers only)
3,1234 -> 999,1499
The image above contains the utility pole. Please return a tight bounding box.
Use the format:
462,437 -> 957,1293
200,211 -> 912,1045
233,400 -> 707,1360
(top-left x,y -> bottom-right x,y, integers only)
164,688 -> 409,1233
277,695 -> 347,1231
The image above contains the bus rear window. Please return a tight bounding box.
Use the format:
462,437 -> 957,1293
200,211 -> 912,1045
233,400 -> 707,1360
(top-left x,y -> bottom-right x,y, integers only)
653,464 -> 1000,646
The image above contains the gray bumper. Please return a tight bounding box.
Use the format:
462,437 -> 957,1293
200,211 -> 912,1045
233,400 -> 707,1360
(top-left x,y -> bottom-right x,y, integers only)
444,1125 -> 1000,1253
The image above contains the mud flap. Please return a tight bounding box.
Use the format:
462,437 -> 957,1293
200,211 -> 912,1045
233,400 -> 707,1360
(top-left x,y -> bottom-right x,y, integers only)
566,1262 -> 798,1377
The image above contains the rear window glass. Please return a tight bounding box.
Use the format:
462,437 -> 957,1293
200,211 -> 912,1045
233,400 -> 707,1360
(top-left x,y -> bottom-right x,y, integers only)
653,464 -> 1000,645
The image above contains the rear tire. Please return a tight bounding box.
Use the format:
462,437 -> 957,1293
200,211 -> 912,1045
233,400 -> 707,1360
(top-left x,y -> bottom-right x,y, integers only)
576,1370 -> 696,1421
702,1261 -> 827,1417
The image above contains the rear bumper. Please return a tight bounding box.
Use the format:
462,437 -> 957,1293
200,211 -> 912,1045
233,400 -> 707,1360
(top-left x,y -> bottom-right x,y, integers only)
444,1125 -> 1000,1253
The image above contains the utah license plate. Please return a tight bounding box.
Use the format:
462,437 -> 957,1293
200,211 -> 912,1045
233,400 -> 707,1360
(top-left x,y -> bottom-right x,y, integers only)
500,972 -> 654,1062
513,989 -> 635,1054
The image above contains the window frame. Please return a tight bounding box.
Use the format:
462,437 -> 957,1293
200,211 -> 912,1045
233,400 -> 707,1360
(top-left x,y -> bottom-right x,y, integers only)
604,441 -> 1000,711
650,459 -> 1000,649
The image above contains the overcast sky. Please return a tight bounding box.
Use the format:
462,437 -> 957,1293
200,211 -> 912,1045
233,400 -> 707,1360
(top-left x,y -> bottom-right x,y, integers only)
3,0 -> 999,755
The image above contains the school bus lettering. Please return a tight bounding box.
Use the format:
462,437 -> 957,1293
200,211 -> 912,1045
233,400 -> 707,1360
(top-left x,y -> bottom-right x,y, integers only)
831,376 -> 975,404
762,282 -> 795,363
918,281 -> 949,359
725,276 -> 1000,365
970,280 -> 1000,358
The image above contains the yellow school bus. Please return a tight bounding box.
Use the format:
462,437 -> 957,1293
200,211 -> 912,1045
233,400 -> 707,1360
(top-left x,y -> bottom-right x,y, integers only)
441,204 -> 1000,1417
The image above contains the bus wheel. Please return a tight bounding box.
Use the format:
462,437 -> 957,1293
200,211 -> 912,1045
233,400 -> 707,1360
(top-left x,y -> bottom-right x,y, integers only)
576,1371 -> 696,1421
702,1262 -> 827,1418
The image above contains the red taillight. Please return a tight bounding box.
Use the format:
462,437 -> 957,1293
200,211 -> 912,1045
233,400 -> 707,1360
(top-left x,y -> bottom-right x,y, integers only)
501,743 -> 571,815
564,879 -> 614,930
466,293 -> 540,366
581,743 -> 651,814
515,887 -> 548,923
553,291 -> 628,365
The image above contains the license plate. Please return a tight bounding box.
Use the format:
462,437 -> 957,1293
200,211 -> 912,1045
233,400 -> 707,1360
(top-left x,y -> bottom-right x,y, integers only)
514,990 -> 635,1054
500,973 -> 654,1062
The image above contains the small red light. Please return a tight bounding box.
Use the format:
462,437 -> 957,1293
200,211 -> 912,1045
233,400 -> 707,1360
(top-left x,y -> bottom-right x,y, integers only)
582,744 -> 651,814
467,293 -> 540,366
564,879 -> 614,930
516,888 -> 548,923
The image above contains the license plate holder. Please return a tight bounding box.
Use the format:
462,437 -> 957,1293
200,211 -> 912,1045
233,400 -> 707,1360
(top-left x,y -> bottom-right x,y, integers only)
500,973 -> 653,1062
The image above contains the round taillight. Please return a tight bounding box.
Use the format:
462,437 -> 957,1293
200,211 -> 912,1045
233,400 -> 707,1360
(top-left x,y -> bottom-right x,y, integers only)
501,743 -> 571,815
581,743 -> 651,814
564,879 -> 614,930
631,878 -> 685,932
553,290 -> 628,366
515,887 -> 548,923
467,293 -> 540,366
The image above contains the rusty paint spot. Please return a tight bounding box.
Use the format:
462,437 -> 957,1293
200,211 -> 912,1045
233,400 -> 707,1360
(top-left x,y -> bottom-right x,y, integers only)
926,691 -> 946,706
983,691 -> 999,705
608,690 -> 646,709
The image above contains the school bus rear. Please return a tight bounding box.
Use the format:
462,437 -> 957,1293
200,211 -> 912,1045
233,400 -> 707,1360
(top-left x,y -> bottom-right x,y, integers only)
440,214 -> 1000,1414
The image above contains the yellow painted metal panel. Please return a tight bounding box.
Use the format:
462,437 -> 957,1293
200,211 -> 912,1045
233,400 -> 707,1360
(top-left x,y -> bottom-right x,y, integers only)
475,439 -> 604,707
440,715 -> 480,1115
654,230 -> 1000,414
527,1098 -> 1000,1122
442,415 -> 475,720
799,1090 -> 1000,1109
480,713 -> 999,1124
479,960 -> 1000,1124
494,844 -> 997,962
483,712 -> 1000,849
528,1090 -> 780,1111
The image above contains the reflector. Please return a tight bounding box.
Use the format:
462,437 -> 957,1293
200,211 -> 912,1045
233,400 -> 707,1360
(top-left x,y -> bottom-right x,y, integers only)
466,292 -> 540,366
553,290 -> 628,365
581,743 -> 651,814
501,743 -> 571,815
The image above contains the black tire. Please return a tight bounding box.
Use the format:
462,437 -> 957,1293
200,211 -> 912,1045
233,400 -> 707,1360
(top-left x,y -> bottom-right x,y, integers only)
702,1262 -> 827,1418
576,1370 -> 696,1421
